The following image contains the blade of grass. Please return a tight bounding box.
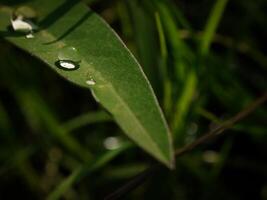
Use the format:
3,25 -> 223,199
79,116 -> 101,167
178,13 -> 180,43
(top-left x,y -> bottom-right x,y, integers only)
178,29 -> 267,71
126,0 -> 160,89
155,12 -> 172,116
200,0 -> 229,56
154,0 -> 197,141
171,70 -> 197,139
155,0 -> 194,81
104,163 -> 147,180
63,110 -> 112,132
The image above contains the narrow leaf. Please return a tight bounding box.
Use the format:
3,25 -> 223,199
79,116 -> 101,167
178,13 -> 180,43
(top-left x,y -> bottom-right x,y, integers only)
0,0 -> 174,167
200,0 -> 229,56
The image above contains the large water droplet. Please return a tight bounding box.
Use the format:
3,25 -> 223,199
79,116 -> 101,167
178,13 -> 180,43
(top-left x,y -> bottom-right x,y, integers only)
58,46 -> 81,63
55,60 -> 79,70
86,78 -> 96,86
56,46 -> 81,70
11,15 -> 38,33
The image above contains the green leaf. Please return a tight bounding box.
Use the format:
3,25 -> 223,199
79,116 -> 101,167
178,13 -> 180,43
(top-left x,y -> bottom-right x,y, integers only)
62,110 -> 112,132
0,0 -> 174,167
126,0 -> 160,89
200,0 -> 229,56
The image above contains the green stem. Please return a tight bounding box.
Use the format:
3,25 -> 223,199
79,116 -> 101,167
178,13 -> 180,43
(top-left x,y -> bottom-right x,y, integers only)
200,0 -> 229,56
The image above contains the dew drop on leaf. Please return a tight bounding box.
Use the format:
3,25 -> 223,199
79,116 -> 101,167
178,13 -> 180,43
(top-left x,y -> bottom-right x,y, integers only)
11,15 -> 38,33
26,32 -> 34,38
56,46 -> 81,70
86,78 -> 96,86
55,60 -> 79,70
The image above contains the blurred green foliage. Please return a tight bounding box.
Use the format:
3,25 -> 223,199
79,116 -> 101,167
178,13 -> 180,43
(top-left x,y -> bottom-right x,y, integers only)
0,0 -> 266,199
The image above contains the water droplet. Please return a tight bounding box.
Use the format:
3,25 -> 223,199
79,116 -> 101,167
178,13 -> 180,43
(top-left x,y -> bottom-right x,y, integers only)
103,137 -> 121,150
56,47 -> 81,70
86,78 -> 96,86
59,61 -> 75,69
55,60 -> 79,70
11,15 -> 38,33
58,46 -> 81,63
26,32 -> 34,38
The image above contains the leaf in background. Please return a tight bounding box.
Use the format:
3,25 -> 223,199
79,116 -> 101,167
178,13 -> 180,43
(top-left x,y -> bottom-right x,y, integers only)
126,0 -> 161,91
200,0 -> 229,56
0,0 -> 174,167
48,142 -> 132,200
154,0 -> 197,141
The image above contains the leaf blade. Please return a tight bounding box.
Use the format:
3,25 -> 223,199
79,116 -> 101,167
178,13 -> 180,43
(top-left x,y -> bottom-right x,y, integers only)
0,0 -> 174,167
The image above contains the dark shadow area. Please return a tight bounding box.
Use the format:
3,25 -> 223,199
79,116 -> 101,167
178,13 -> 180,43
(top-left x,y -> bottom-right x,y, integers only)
0,27 -> 26,38
37,0 -> 93,44
44,10 -> 93,44
39,0 -> 79,29
0,0 -> 30,6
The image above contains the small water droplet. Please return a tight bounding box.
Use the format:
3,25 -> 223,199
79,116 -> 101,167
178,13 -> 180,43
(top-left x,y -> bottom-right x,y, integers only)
58,46 -> 81,63
26,32 -> 34,38
55,60 -> 79,70
103,137 -> 121,150
86,78 -> 96,86
11,15 -> 38,33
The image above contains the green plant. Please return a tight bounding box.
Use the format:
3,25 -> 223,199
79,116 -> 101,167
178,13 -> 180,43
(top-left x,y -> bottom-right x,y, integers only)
0,0 -> 266,199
